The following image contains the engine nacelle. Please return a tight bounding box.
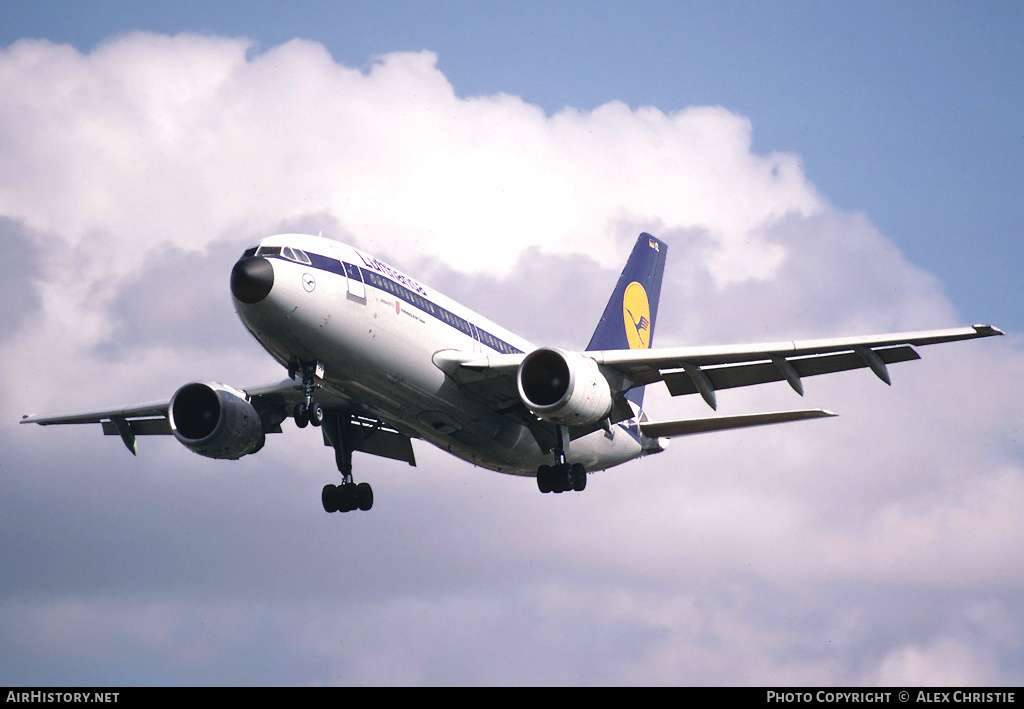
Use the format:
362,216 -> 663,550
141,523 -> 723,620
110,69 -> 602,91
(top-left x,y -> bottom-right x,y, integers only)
516,348 -> 613,426
168,382 -> 265,460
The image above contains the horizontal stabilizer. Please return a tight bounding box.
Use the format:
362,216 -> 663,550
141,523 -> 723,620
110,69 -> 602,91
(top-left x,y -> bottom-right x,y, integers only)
639,409 -> 836,438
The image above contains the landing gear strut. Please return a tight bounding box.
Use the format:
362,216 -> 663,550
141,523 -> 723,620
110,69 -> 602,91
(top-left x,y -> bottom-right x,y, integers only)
536,424 -> 587,493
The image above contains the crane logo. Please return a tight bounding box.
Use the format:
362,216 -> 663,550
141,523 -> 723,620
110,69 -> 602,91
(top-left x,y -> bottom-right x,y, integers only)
622,281 -> 651,349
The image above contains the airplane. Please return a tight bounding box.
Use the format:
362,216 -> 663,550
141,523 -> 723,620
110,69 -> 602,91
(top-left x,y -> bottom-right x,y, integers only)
21,232 -> 1003,513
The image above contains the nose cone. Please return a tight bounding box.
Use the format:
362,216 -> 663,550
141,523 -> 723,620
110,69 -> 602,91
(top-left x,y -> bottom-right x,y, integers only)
231,256 -> 274,304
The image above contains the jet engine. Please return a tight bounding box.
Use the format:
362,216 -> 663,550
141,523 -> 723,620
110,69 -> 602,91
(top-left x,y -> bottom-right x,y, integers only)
516,348 -> 613,426
168,382 -> 265,459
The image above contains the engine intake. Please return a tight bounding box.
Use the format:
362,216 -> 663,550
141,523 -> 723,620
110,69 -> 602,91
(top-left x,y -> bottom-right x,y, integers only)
517,348 -> 613,426
169,382 -> 265,459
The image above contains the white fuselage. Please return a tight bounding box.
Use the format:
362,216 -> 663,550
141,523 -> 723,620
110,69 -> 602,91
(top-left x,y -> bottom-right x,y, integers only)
233,234 -> 646,476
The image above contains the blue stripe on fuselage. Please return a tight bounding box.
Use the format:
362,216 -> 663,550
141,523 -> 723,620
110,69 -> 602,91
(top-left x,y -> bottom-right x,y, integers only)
265,252 -> 524,356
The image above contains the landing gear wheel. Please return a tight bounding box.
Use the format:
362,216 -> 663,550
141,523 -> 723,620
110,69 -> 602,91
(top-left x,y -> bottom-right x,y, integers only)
552,466 -> 566,493
356,482 -> 374,511
309,402 -> 324,427
322,484 -> 339,513
294,401 -> 324,428
294,402 -> 309,428
570,463 -> 587,491
338,484 -> 357,512
537,464 -> 553,493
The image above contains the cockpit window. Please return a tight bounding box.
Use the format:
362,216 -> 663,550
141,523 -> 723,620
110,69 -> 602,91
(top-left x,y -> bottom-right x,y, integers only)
250,244 -> 311,264
242,247 -> 258,258
280,246 -> 312,265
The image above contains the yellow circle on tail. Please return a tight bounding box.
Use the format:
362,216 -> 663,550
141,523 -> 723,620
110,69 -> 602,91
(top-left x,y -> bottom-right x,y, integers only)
622,281 -> 651,349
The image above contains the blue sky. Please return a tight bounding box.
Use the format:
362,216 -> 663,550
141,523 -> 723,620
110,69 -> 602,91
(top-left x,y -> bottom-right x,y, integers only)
1,1 -> 1022,687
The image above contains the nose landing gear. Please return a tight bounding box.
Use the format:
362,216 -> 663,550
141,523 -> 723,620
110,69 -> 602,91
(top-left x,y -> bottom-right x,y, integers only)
292,360 -> 325,429
293,401 -> 324,428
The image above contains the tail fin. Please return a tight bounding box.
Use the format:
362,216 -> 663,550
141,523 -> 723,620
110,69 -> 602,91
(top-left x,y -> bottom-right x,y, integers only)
586,233 -> 667,410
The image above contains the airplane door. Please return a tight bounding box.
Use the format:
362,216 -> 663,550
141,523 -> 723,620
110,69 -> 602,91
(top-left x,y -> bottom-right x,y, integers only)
344,262 -> 366,300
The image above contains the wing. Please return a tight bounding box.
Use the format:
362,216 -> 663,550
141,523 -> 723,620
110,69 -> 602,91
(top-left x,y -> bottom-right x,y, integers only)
19,380 -> 306,440
20,378 -> 417,464
592,324 -> 1003,409
439,324 -> 1004,412
21,400 -> 175,454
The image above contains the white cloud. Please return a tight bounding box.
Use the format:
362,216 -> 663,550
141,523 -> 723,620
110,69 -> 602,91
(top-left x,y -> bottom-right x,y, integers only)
1,34 -> 1021,686
0,35 -> 822,280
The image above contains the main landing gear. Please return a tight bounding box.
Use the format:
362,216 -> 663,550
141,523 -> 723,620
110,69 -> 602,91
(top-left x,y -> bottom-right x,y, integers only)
317,410 -> 374,513
319,409 -> 372,514
292,360 -> 374,513
537,462 -> 587,493
321,480 -> 373,513
536,424 -> 587,494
